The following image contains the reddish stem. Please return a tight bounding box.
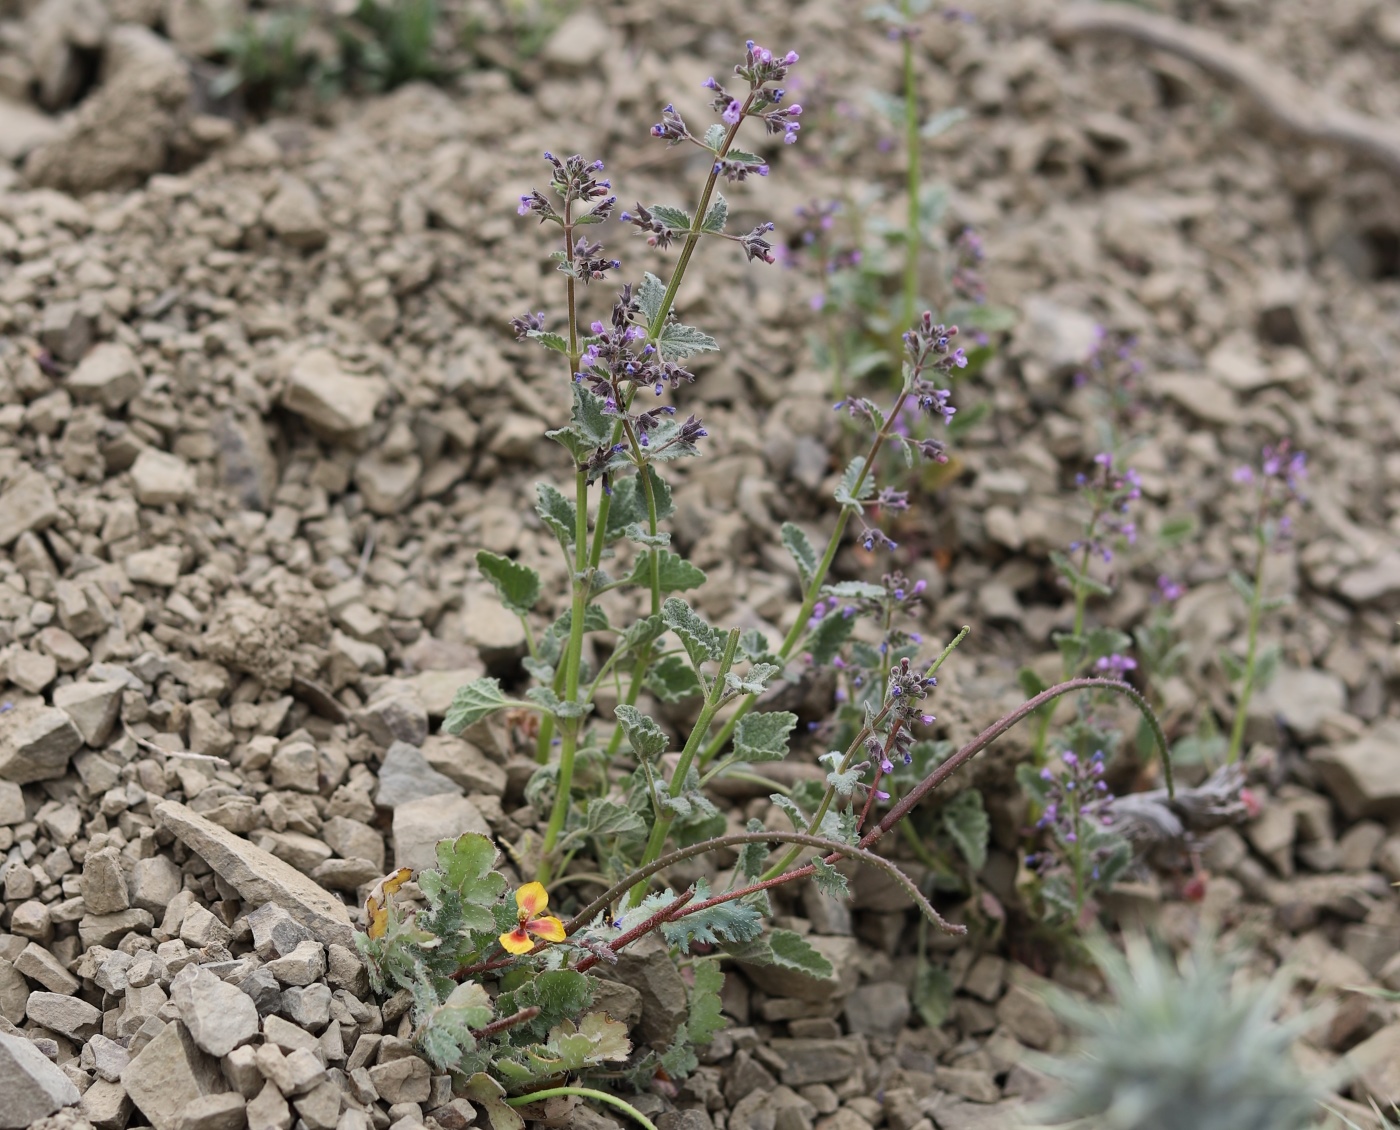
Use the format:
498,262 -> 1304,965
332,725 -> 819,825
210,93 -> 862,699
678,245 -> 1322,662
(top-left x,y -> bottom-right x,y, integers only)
573,889 -> 696,973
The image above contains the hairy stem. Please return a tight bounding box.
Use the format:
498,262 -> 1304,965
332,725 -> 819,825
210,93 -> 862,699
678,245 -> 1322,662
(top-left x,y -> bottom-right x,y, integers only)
870,677 -> 1172,845
699,389 -> 914,768
628,629 -> 741,906
761,626 -> 968,880
538,469 -> 592,879
1226,538 -> 1267,765
506,1088 -> 659,1130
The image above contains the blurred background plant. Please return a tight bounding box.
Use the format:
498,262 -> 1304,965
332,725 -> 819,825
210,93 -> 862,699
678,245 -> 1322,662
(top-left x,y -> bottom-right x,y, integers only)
1031,932 -> 1334,1130
213,0 -> 455,112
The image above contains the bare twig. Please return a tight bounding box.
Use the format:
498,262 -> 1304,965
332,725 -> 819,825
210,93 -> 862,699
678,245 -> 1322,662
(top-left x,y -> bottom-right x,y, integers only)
1051,3 -> 1400,180
122,722 -> 230,768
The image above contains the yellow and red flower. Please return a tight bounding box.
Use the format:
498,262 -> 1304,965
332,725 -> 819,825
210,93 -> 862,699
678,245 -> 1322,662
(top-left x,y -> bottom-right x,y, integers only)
499,881 -> 566,955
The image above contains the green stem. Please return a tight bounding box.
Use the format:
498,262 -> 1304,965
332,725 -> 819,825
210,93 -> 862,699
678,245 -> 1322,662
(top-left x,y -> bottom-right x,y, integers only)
761,627 -> 969,881
506,1087 -> 658,1130
699,389 -> 914,769
901,7 -> 920,332
1226,539 -> 1267,765
647,96 -> 754,341
539,470 -> 591,879
627,629 -> 741,906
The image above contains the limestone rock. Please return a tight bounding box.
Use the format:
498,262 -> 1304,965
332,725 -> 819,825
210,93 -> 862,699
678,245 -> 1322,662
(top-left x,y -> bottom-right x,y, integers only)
281,350 -> 387,443
154,801 -> 354,948
121,1021 -> 227,1130
0,469 -> 61,548
1312,720 -> 1400,821
391,793 -> 489,872
0,700 -> 84,783
376,740 -> 461,808
25,25 -> 192,194
124,545 -> 183,587
262,177 -> 328,250
53,679 -> 124,746
168,964 -> 259,1057
130,449 -> 196,506
26,990 -> 101,1038
354,452 -> 421,515
0,1030 -> 82,1128
81,845 -> 130,914
67,342 -> 143,409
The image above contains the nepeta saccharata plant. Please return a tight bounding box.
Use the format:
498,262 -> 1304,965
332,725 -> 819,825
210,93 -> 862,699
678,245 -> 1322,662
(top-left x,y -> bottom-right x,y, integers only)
355,40 -> 1172,1124
1032,934 -> 1327,1130
1223,440 -> 1307,764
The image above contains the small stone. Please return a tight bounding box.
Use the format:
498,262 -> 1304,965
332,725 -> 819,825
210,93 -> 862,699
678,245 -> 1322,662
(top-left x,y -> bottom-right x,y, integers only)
0,1030 -> 82,1128
14,942 -> 80,994
68,342 -> 143,409
130,449 -> 196,506
6,649 -> 57,694
281,350 -> 387,443
26,990 -> 102,1038
768,1038 -> 858,1087
53,680 -> 124,747
0,781 -> 24,825
263,1014 -> 320,1056
124,546 -> 184,587
1337,553 -> 1400,605
355,690 -> 428,749
269,742 -> 319,793
168,964 -> 259,1057
0,469 -> 61,548
310,857 -> 380,889
0,958 -> 30,1024
86,1034 -> 131,1082
10,899 -> 52,942
81,908 -> 155,949
262,177 -> 328,250
121,1021 -> 228,1130
255,1043 -> 323,1096
932,1067 -> 1002,1104
155,801 -> 354,949
368,1056 -> 431,1105
181,905 -> 232,949
222,1045 -> 261,1098
995,984 -> 1060,1050
376,741 -> 461,808
176,1092 -> 247,1130
245,1081 -> 292,1130
391,793 -> 490,872
280,983 -> 332,1030
81,845 -> 130,914
81,1076 -> 133,1130
293,1080 -> 340,1130
265,940 -> 326,986
540,7 -> 611,67
321,816 -> 385,871
1311,720 -> 1400,820
1153,372 -> 1238,426
325,945 -> 369,996
420,735 -> 506,797
354,453 -> 421,515
1248,667 -> 1346,742
842,982 -> 910,1038
0,700 -> 83,783
238,966 -> 282,1016
130,855 -> 184,915
247,903 -> 315,960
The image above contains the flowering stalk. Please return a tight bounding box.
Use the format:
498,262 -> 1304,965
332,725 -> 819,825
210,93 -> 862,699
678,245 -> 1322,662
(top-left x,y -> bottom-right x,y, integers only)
760,626 -> 967,881
626,629 -> 741,906
1224,442 -> 1306,764
521,45 -> 801,878
699,314 -> 963,770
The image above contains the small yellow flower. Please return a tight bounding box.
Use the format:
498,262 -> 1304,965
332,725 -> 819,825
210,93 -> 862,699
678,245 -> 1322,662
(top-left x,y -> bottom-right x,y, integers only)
365,868 -> 413,940
500,881 -> 566,955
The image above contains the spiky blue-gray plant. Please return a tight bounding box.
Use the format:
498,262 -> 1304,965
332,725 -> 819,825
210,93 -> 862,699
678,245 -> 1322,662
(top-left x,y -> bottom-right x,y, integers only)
1032,934 -> 1327,1130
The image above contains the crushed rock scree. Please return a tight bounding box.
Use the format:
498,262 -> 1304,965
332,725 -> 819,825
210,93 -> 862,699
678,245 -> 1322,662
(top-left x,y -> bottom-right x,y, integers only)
0,0 -> 1399,1126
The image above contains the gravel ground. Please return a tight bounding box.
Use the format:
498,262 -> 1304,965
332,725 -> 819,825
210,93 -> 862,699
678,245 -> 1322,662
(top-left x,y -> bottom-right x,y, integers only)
1,0 -> 1400,1127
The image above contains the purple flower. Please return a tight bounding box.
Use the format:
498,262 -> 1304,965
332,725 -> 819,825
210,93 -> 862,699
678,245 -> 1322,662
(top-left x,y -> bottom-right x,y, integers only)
723,100 -> 742,125
1094,653 -> 1137,680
